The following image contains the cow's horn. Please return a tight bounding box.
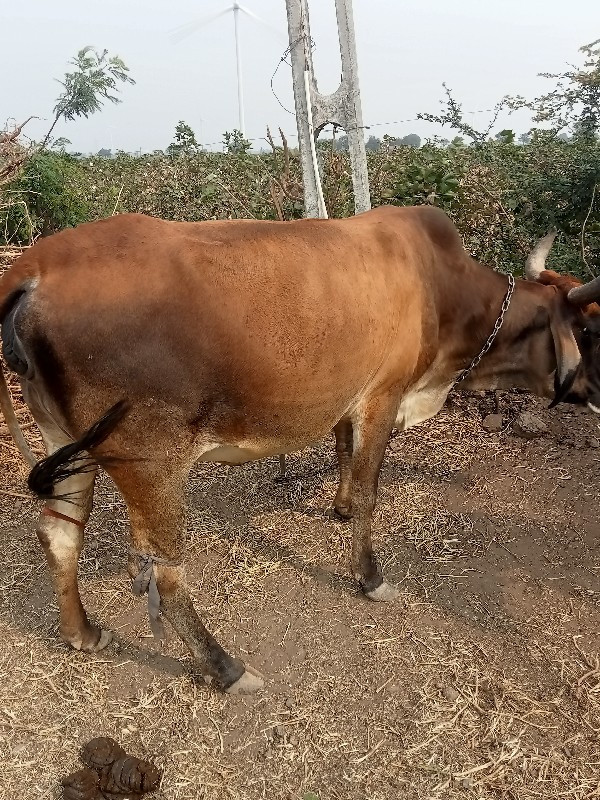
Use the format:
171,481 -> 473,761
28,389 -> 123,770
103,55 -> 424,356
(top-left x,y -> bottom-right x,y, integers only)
525,230 -> 557,280
567,275 -> 600,306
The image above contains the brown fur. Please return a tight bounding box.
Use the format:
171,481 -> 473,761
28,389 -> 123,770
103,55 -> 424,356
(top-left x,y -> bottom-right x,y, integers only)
537,269 -> 600,316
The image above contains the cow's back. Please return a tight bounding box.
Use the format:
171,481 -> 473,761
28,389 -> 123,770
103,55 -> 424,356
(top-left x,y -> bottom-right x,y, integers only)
3,208 -> 453,445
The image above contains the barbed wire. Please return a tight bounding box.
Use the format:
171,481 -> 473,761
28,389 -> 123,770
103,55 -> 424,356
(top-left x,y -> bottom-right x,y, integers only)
193,107 -> 508,150
270,34 -> 314,116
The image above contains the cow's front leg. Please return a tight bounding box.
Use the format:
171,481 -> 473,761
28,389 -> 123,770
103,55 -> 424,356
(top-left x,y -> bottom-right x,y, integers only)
35,461 -> 111,651
350,395 -> 399,601
333,418 -> 353,519
114,464 -> 263,695
153,566 -> 262,693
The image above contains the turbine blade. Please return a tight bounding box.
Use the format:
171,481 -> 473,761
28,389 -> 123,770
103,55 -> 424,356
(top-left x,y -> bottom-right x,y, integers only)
170,7 -> 232,43
238,5 -> 286,39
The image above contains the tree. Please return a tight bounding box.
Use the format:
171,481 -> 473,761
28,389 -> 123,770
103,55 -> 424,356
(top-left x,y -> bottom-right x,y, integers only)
380,135 -> 399,150
1,46 -> 134,244
365,135 -> 381,152
334,134 -> 349,152
1,47 -> 134,190
495,129 -> 516,144
400,133 -> 421,147
418,83 -> 506,144
507,40 -> 600,140
166,121 -> 200,156
44,47 -> 135,146
222,129 -> 251,155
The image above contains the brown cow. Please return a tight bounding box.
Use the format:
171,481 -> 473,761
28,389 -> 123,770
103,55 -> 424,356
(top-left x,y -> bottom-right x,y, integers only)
0,206 -> 598,694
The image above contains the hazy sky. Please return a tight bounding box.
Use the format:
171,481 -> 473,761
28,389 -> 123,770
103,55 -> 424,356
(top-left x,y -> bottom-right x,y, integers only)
1,0 -> 597,153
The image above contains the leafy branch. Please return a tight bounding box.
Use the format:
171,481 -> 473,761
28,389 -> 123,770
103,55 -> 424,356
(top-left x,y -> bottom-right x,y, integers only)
1,46 -> 135,190
417,83 -> 507,145
506,40 -> 600,139
43,47 -> 135,147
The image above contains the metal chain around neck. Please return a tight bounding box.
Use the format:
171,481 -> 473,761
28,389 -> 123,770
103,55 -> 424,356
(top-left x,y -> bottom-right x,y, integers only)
451,273 -> 516,390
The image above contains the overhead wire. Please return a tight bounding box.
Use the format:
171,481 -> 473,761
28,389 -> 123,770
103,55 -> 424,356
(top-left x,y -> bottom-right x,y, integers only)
194,106 -> 507,151
186,39 -> 508,150
270,34 -> 310,116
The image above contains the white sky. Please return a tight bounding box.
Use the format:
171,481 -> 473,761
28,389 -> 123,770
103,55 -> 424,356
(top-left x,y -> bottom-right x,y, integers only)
1,0 -> 597,153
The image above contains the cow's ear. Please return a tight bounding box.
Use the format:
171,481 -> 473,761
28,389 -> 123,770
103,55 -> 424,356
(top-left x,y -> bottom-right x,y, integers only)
548,300 -> 581,408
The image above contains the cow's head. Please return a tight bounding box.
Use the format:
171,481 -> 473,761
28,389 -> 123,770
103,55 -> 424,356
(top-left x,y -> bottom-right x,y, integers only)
525,232 -> 600,411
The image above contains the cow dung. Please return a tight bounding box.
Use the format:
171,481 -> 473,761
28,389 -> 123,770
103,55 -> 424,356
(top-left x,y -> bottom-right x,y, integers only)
60,768 -> 100,800
62,737 -> 161,799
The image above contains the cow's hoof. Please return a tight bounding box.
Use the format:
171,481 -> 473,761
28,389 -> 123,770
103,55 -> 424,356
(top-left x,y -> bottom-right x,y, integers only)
324,504 -> 352,521
225,666 -> 264,695
364,581 -> 399,602
334,504 -> 353,520
89,628 -> 114,652
66,626 -> 113,653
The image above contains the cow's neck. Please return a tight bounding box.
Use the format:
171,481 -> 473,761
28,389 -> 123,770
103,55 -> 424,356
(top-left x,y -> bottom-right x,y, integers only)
440,259 -> 559,398
395,260 -> 562,432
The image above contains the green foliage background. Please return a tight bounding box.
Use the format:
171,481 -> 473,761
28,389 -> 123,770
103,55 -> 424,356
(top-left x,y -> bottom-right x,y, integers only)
2,40 -> 599,280
3,133 -> 598,280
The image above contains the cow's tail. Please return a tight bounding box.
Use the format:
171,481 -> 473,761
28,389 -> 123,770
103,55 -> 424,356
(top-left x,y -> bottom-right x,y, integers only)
0,254 -> 40,468
0,253 -> 130,495
28,400 -> 130,500
0,363 -> 36,466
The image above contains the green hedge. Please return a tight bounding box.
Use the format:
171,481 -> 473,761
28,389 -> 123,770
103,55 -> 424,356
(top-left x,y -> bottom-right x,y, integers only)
2,133 -> 599,279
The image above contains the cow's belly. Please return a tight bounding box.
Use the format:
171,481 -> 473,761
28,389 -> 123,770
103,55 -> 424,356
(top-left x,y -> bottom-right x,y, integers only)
196,435 -> 321,465
198,443 -> 266,465
193,378 -> 372,464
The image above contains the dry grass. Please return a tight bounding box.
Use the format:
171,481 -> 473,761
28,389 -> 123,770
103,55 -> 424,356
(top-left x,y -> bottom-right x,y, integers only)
0,246 -> 599,799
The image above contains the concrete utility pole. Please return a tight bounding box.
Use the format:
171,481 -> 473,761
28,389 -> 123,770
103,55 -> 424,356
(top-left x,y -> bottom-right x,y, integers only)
232,1 -> 246,134
284,0 -> 371,218
277,0 -> 370,480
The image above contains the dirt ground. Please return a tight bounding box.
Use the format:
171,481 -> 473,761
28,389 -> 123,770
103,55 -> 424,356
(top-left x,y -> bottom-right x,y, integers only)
0,381 -> 599,800
0,244 -> 599,800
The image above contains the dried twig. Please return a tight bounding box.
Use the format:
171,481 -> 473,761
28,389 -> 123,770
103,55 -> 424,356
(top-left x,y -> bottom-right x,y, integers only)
111,182 -> 125,216
581,182 -> 598,279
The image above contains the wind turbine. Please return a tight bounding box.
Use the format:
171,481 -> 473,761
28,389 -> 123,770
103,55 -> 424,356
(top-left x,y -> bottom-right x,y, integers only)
171,2 -> 284,136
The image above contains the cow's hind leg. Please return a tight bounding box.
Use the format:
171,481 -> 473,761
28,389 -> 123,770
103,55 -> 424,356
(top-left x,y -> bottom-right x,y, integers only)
34,426 -> 108,652
333,419 -> 353,519
112,464 -> 263,694
350,396 -> 398,602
